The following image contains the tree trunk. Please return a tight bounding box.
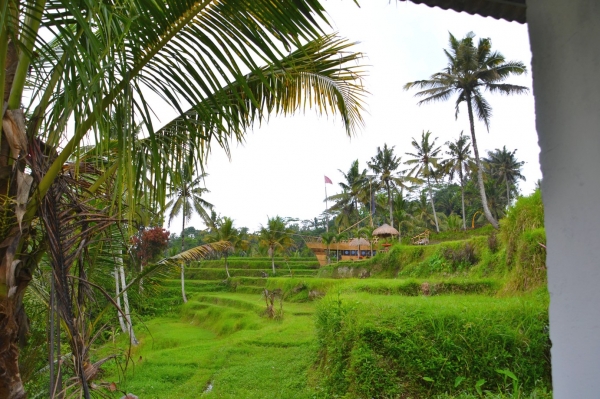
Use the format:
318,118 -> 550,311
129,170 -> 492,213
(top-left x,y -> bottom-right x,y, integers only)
460,169 -> 467,230
114,267 -> 126,333
181,205 -> 187,303
0,44 -> 28,396
427,177 -> 440,233
0,295 -> 27,399
506,178 -> 511,207
269,246 -> 275,274
225,254 -> 230,278
466,94 -> 499,228
387,182 -> 393,228
49,277 -> 63,399
118,262 -> 138,345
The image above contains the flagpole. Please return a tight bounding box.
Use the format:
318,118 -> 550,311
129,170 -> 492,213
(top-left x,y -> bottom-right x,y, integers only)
324,181 -> 329,232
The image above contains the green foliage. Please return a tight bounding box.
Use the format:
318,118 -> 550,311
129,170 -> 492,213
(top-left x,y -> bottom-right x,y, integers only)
447,214 -> 463,231
195,259 -> 320,270
503,228 -> 547,293
500,190 -> 546,293
501,190 -> 544,266
314,293 -> 551,397
431,225 -> 495,242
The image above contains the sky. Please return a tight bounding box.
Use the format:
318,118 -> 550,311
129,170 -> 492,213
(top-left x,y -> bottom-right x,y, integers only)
163,1 -> 540,233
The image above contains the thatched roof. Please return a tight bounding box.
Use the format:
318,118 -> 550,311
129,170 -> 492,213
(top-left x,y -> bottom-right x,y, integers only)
348,237 -> 370,247
372,224 -> 400,237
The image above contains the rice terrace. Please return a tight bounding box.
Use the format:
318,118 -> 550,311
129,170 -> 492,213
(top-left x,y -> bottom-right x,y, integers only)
1,0 -> 564,398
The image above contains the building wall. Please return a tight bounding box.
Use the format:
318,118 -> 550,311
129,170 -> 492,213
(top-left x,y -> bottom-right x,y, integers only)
527,1 -> 600,397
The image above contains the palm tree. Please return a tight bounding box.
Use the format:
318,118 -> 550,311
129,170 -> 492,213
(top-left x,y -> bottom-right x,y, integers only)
0,1 -> 368,394
404,32 -> 528,229
367,144 -> 407,229
328,160 -> 369,229
406,131 -> 443,233
484,146 -> 526,206
442,132 -> 473,230
320,232 -> 336,264
259,217 -> 295,274
207,217 -> 245,278
166,171 -> 213,303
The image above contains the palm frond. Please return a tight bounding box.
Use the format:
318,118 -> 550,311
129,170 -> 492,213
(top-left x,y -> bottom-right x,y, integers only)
159,241 -> 232,265
485,83 -> 529,95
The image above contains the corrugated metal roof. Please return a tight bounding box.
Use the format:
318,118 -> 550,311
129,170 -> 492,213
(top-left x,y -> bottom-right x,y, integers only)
405,0 -> 526,24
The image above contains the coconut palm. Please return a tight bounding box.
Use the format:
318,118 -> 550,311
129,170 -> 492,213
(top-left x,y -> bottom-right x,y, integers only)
406,131 -> 443,233
442,132 -> 474,230
484,146 -> 526,206
166,171 -> 213,303
320,232 -> 336,264
367,144 -> 407,229
404,32 -> 528,229
328,160 -> 369,229
259,217 -> 295,274
207,217 -> 245,278
0,1 -> 368,394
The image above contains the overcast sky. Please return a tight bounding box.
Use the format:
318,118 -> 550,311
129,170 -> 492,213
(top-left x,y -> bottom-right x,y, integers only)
164,1 -> 539,234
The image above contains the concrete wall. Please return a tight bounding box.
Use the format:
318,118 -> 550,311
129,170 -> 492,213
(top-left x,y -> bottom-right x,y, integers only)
527,1 -> 600,397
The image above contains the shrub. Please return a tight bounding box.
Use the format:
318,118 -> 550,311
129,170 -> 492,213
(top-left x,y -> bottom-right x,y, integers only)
442,242 -> 478,269
488,231 -> 500,253
501,189 -> 544,266
503,228 -> 547,292
314,294 -> 551,397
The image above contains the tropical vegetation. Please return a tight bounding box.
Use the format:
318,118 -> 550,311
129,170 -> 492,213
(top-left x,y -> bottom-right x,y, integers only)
0,0 -> 368,397
1,2 -> 540,395
404,32 -> 529,229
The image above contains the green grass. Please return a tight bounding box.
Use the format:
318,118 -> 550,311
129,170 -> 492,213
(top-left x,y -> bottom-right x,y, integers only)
313,290 -> 550,398
93,196 -> 550,399
97,286 -> 549,399
101,294 -> 318,399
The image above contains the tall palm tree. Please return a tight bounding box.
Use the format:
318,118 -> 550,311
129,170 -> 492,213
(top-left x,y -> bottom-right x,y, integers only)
259,217 -> 295,274
328,160 -> 369,229
406,131 -> 443,233
442,132 -> 473,230
404,32 -> 528,229
166,171 -> 213,303
207,217 -> 245,278
484,146 -> 526,206
0,1 -> 368,394
367,144 -> 407,229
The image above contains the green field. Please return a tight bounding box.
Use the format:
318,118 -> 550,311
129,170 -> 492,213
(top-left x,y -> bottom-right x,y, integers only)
88,193 -> 552,399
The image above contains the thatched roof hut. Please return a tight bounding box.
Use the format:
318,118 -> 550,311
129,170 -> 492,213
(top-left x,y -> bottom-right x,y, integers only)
372,224 -> 399,237
348,237 -> 370,247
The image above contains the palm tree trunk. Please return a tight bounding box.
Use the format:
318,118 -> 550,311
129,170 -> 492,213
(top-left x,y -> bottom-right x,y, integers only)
114,267 -> 126,333
506,178 -> 511,207
225,253 -> 230,278
181,207 -> 187,303
466,95 -> 499,229
118,262 -> 138,345
387,183 -> 393,228
460,170 -> 467,230
270,246 -> 275,274
427,177 -> 440,233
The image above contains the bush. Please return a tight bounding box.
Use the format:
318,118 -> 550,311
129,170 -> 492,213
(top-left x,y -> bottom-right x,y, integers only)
501,190 -> 544,266
503,228 -> 547,292
314,294 -> 551,398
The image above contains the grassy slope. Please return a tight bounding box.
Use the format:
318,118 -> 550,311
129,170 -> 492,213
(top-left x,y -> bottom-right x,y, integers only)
102,294 -> 318,399
98,220 -> 549,398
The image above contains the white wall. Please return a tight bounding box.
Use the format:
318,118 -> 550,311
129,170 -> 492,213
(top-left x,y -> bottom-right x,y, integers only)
527,1 -> 600,397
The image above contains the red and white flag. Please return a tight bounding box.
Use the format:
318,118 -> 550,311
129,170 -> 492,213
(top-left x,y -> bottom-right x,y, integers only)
324,175 -> 333,184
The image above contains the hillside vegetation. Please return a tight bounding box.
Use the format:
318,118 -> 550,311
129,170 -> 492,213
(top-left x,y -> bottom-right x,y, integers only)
90,192 -> 550,399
